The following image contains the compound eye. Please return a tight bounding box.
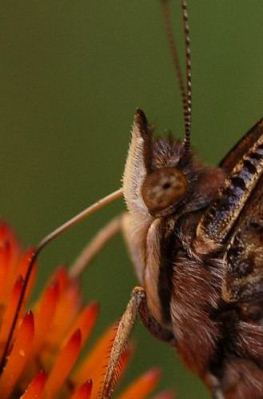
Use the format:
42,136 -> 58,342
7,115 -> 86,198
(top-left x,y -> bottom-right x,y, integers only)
141,167 -> 188,215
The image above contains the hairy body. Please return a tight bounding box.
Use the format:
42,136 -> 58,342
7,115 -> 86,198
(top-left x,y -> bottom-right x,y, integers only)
122,111 -> 263,399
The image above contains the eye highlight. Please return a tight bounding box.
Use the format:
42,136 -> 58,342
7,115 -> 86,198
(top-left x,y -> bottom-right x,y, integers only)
141,167 -> 188,215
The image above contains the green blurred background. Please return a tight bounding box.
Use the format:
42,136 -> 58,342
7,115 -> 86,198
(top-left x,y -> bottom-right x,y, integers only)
1,1 -> 263,398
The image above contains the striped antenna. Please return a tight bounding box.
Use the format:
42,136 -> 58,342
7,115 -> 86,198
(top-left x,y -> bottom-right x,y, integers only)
181,0 -> 192,151
160,0 -> 192,151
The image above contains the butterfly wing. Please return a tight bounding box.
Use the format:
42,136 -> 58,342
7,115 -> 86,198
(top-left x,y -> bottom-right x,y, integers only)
222,171 -> 263,307
196,120 -> 263,248
219,118 -> 263,173
195,119 -> 263,312
219,121 -> 263,307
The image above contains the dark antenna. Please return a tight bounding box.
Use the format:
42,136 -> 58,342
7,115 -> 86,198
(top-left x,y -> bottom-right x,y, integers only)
161,1 -> 187,109
160,0 -> 192,151
181,0 -> 192,151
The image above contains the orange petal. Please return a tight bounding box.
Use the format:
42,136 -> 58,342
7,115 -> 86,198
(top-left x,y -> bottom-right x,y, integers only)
73,325 -> 117,392
33,280 -> 60,353
0,222 -> 20,257
117,368 -> 161,399
0,312 -> 35,398
47,271 -> 81,345
65,302 -> 99,348
0,237 -> 11,302
0,275 -> 24,345
71,380 -> 93,399
20,371 -> 47,399
44,329 -> 82,398
0,223 -> 20,303
49,267 -> 69,290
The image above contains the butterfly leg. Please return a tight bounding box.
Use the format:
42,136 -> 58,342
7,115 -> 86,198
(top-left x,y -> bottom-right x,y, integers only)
205,373 -> 225,399
100,286 -> 176,399
138,295 -> 176,346
100,286 -> 145,399
212,390 -> 224,399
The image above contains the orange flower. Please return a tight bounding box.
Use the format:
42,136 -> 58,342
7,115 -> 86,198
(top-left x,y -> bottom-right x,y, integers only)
0,222 -> 174,399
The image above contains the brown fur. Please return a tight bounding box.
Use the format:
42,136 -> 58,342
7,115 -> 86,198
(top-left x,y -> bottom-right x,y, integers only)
122,110 -> 263,398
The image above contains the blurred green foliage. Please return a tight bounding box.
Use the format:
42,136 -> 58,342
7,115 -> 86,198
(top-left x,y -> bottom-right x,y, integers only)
1,1 -> 263,398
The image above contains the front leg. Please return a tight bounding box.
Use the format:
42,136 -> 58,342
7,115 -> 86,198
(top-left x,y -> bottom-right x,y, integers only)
99,287 -> 145,399
205,373 -> 225,399
212,388 -> 225,399
138,295 -> 176,346
99,286 -> 176,399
